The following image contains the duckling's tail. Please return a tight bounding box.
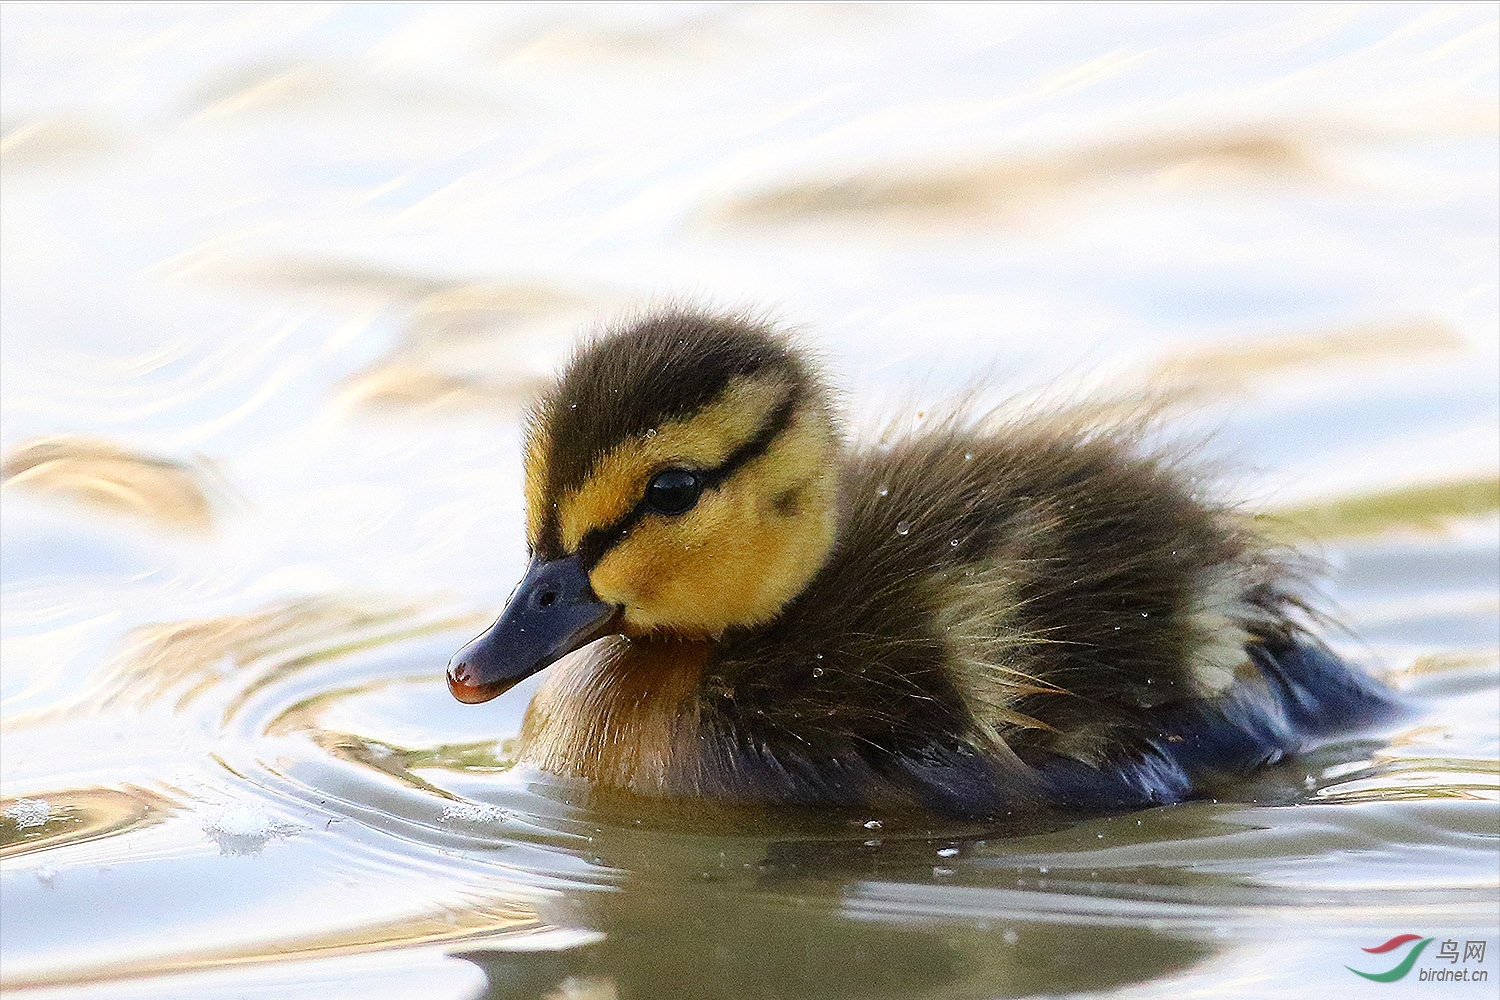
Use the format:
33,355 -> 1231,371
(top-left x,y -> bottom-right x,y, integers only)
1026,639 -> 1403,811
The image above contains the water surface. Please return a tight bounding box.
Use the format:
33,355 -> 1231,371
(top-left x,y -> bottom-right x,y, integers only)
2,5 -> 1497,999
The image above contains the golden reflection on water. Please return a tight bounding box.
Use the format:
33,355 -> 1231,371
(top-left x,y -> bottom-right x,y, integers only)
336,362 -> 551,416
94,597 -> 425,713
187,59 -> 512,123
1142,319 -> 1466,390
3,894 -> 553,992
0,117 -> 121,168
0,785 -> 177,859
1,436 -> 220,533
1267,478 -> 1500,540
703,126 -> 1335,228
190,258 -> 614,414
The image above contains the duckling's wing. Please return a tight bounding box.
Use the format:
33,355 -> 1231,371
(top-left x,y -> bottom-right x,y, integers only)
1019,637 -> 1401,809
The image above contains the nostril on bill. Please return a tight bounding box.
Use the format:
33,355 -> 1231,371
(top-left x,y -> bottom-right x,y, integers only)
537,590 -> 558,608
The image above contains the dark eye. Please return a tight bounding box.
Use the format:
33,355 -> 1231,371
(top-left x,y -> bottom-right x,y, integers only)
645,469 -> 702,515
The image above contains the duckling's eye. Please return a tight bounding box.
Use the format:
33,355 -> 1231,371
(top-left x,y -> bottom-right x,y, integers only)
645,469 -> 702,516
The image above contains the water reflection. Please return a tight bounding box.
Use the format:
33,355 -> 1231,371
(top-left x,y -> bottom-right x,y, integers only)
1,436 -> 220,533
461,882 -> 1208,1000
0,116 -> 122,168
89,597 -> 431,715
701,126 -> 1339,230
193,258 -> 613,415
2,3 -> 1496,997
5,887 -> 557,992
1,582 -> 1494,995
0,785 -> 177,859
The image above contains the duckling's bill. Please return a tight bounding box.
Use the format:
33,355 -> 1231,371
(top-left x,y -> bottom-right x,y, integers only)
447,554 -> 620,704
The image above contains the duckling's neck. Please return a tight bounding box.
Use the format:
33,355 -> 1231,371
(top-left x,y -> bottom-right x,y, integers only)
518,635 -> 709,795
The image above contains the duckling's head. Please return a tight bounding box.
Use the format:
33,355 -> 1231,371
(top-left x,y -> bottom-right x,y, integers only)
448,310 -> 840,703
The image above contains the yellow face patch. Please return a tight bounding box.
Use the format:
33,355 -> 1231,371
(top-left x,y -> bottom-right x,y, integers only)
524,376 -> 786,553
522,369 -> 840,635
522,409 -> 553,549
554,375 -> 790,553
588,402 -> 838,635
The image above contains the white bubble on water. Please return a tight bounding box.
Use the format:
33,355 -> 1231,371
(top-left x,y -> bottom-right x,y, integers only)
203,803 -> 303,856
5,797 -> 50,830
440,802 -> 513,825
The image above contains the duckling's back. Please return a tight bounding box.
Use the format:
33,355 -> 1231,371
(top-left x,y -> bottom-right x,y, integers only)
704,421 -> 1396,815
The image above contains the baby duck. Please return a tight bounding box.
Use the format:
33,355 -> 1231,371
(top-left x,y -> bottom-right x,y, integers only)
447,310 -> 1393,816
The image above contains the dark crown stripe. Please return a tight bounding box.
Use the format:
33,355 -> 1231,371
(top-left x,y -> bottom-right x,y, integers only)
543,314 -> 799,501
575,385 -> 803,570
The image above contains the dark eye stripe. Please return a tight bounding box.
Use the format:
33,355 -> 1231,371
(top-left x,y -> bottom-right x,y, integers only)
573,387 -> 802,570
697,387 -> 801,490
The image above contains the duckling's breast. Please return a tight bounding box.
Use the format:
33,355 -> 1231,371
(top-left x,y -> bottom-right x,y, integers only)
519,636 -> 708,795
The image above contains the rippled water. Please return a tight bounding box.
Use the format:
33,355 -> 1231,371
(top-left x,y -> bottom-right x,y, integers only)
3,5 -> 1497,999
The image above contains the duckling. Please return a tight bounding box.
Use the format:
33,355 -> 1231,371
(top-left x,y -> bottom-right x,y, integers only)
447,310 -> 1395,816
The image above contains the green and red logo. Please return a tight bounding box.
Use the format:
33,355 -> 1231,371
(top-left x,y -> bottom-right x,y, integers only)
1349,935 -> 1433,982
